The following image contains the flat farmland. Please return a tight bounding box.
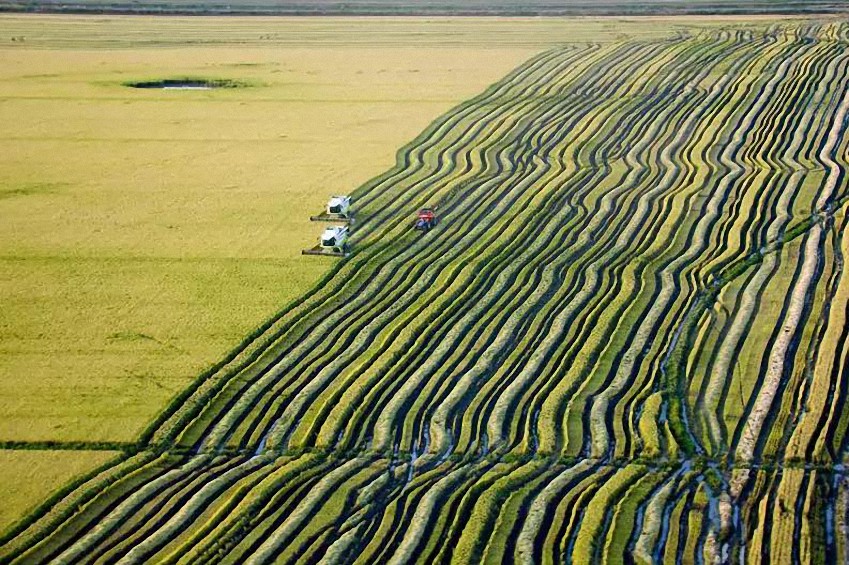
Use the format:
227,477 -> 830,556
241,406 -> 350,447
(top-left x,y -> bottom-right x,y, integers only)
3,12 -> 849,563
0,15 -> 797,444
0,450 -> 119,533
0,17 -> 554,445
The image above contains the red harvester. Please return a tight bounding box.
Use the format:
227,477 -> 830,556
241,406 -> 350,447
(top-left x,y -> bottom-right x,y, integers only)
413,208 -> 437,231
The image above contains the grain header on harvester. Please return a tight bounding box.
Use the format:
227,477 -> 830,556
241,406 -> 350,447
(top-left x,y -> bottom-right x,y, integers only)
302,225 -> 350,258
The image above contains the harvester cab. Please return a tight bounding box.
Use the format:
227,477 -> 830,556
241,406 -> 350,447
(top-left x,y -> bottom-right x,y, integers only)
414,208 -> 437,231
303,225 -> 350,257
311,195 -> 353,223
320,225 -> 349,252
327,196 -> 351,218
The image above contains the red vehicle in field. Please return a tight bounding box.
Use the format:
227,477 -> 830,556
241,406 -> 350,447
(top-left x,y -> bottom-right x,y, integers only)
413,208 -> 437,231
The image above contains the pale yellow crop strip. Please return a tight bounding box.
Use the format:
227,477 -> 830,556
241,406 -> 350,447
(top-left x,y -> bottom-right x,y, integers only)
602,470 -> 667,562
631,469 -> 687,564
688,486 -> 710,561
569,36 -> 757,457
692,43 -> 847,450
770,468 -> 805,564
571,464 -> 645,558
735,66 -> 849,462
804,215 -> 849,461
612,33 -> 775,460
537,38 -> 723,454
692,35 -> 845,455
662,494 -> 689,563
388,43 -> 664,454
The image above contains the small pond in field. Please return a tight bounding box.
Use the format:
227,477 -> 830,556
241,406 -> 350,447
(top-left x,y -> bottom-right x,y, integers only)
125,79 -> 248,90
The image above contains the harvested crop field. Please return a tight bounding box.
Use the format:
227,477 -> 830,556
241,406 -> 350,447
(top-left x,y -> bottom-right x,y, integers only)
3,14 -> 849,564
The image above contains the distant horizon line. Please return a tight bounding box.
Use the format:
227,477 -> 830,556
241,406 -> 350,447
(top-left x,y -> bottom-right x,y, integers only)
1,1 -> 846,18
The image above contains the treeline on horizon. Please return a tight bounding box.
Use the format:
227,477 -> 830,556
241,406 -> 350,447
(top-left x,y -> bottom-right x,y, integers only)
0,0 -> 845,16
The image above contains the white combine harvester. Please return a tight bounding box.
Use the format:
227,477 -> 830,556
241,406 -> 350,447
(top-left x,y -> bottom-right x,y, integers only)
310,195 -> 353,223
304,195 -> 353,257
303,225 -> 350,257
